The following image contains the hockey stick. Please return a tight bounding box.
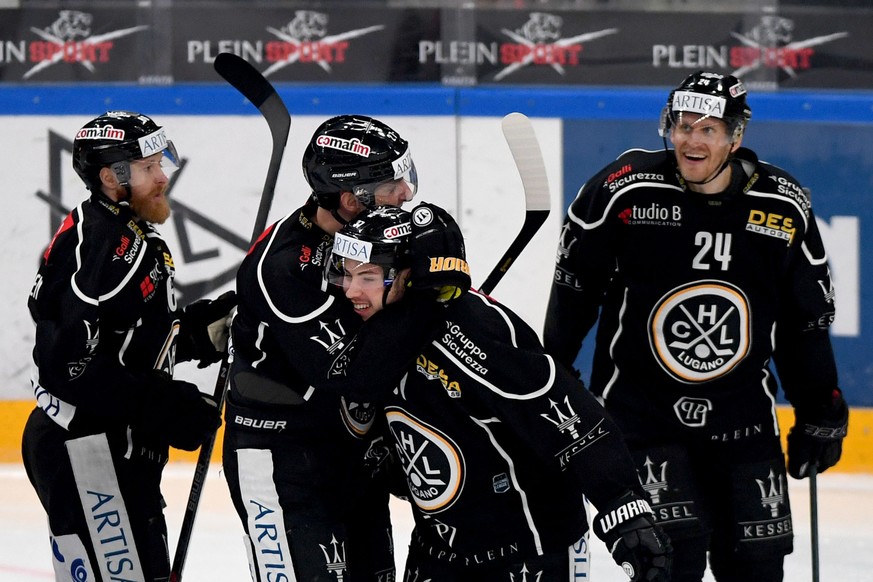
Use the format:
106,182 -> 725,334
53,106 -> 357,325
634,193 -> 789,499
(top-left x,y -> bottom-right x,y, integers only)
478,112 -> 551,295
170,52 -> 290,582
810,464 -> 820,582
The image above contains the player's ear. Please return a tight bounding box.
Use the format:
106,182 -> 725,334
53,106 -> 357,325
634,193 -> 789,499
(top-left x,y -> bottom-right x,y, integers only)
730,137 -> 743,154
99,166 -> 119,189
339,191 -> 363,215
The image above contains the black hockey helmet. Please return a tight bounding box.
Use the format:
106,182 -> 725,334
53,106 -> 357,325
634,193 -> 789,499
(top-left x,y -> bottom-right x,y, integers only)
303,115 -> 417,210
659,71 -> 752,143
72,110 -> 179,191
326,206 -> 413,289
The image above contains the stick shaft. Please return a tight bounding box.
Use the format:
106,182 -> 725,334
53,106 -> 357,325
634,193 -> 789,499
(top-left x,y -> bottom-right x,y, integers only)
170,53 -> 290,582
810,465 -> 820,582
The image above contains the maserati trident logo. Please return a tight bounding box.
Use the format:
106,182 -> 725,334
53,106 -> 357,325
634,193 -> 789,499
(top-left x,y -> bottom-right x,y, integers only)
510,564 -> 544,582
540,396 -> 581,439
556,222 -> 576,260
756,469 -> 785,518
310,319 -> 347,353
318,534 -> 347,581
640,456 -> 668,504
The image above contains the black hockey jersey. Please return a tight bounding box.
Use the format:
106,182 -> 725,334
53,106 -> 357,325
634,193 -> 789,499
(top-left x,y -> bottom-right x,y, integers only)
384,290 -> 643,561
28,192 -> 180,433
544,147 -> 839,439
230,200 -> 442,434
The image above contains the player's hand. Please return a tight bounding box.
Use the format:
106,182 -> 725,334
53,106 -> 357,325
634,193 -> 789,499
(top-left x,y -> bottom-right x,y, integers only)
787,388 -> 848,479
386,269 -> 410,306
177,290 -> 237,368
407,202 -> 470,304
593,491 -> 672,582
136,372 -> 222,451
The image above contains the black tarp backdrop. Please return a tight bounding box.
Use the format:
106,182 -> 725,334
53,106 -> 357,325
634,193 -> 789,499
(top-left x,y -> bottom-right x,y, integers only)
1,4 -> 872,88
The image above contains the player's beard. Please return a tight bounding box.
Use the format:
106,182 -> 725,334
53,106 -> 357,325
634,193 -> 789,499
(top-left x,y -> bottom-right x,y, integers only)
129,184 -> 171,224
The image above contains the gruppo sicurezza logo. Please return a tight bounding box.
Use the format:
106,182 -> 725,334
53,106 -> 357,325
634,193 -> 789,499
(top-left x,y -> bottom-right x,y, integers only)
36,130 -> 245,304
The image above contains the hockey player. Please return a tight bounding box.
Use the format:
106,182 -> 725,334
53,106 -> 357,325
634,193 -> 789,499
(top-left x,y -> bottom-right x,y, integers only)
543,71 -> 849,581
222,116 -> 467,581
327,204 -> 673,581
22,111 -> 233,582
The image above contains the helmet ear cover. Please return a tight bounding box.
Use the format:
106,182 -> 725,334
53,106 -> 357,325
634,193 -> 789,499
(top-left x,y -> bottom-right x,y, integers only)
109,160 -> 132,186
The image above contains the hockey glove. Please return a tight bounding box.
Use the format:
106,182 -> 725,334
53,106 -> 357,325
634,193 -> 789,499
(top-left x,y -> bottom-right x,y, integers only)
787,388 -> 849,479
177,290 -> 237,368
593,491 -> 672,582
136,371 -> 222,451
407,202 -> 471,304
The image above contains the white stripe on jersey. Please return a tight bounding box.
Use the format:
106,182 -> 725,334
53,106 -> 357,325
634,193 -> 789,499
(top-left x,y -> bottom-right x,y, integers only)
257,214 -> 334,323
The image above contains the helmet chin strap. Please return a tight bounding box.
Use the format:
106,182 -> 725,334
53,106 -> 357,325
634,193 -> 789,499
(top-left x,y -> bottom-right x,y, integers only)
118,183 -> 134,203
330,208 -> 349,226
329,190 -> 374,226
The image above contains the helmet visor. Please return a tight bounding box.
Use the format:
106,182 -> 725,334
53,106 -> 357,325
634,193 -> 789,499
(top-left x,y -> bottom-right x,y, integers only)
354,153 -> 418,206
125,141 -> 181,188
668,112 -> 733,146
327,230 -> 404,290
327,256 -> 395,293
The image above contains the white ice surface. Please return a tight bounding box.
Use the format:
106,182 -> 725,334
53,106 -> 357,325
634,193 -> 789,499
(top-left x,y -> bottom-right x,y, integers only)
2,465 -> 871,581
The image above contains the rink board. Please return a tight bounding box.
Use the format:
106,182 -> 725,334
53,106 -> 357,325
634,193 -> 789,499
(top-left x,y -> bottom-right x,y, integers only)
3,86 -> 872,411
2,400 -> 871,472
2,85 -> 871,475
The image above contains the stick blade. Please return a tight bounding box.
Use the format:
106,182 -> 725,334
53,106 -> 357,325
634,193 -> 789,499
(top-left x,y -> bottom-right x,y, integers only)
501,112 -> 550,212
478,113 -> 551,296
214,52 -> 275,109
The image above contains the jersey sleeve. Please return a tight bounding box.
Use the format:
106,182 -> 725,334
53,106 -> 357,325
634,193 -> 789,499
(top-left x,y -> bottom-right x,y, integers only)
543,163 -> 620,369
468,297 -> 641,507
772,202 -> 840,410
